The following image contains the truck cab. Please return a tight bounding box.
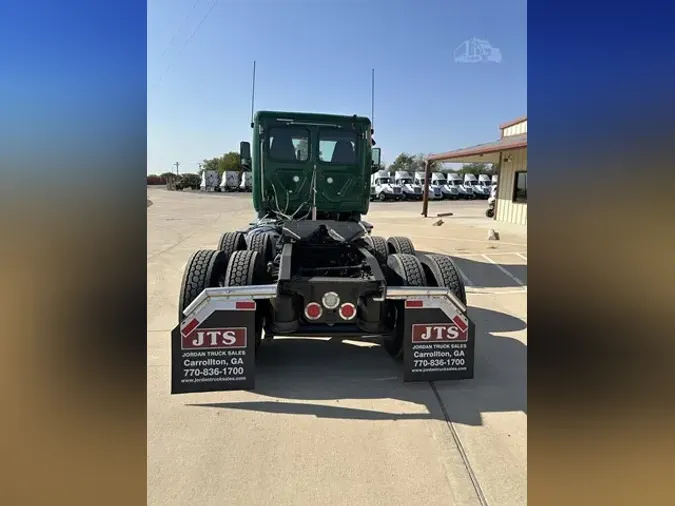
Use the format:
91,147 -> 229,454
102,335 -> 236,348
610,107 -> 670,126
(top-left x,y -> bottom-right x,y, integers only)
240,111 -> 380,220
431,172 -> 459,200
394,170 -> 422,200
477,174 -> 493,197
414,171 -> 442,200
200,170 -> 219,192
220,171 -> 241,192
447,173 -> 473,199
239,172 -> 253,192
371,170 -> 403,201
464,173 -> 489,199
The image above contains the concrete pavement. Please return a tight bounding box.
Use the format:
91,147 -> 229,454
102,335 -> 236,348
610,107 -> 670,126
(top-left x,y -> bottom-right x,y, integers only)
147,188 -> 527,506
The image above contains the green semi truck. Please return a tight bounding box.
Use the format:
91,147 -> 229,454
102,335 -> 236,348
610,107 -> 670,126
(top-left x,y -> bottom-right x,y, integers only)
171,111 -> 475,393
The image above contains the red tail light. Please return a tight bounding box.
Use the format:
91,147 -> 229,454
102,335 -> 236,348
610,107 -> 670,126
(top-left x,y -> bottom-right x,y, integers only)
304,302 -> 322,320
338,302 -> 356,321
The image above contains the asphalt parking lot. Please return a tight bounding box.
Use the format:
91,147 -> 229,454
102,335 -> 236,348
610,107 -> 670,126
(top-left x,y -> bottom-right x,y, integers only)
147,188 -> 527,506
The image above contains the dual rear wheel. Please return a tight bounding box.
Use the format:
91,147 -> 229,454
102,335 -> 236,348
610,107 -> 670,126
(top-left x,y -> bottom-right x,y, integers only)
178,231 -> 274,350
371,235 -> 466,359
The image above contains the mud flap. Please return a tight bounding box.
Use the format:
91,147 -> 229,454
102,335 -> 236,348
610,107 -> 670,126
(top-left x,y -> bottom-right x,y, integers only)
401,297 -> 475,382
171,299 -> 258,394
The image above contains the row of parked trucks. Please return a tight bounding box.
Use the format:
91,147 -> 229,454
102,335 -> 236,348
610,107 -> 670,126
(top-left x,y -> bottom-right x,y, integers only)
199,170 -> 254,192
370,170 -> 497,202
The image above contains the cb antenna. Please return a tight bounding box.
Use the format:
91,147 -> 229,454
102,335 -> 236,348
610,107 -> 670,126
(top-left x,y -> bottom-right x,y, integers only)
250,60 -> 256,128
370,68 -> 375,135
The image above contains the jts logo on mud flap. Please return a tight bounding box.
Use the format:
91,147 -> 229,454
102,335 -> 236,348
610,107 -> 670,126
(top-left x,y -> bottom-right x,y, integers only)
411,323 -> 468,343
181,328 -> 247,350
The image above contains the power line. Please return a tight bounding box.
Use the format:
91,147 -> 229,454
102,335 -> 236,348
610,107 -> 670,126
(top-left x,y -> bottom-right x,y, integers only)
158,0 -> 203,60
150,0 -> 220,95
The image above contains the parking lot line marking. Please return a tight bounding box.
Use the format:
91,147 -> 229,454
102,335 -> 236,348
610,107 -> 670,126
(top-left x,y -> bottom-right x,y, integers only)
515,252 -> 527,261
412,235 -> 527,247
452,263 -> 475,287
450,252 -> 528,259
482,254 -> 527,289
466,288 -> 528,295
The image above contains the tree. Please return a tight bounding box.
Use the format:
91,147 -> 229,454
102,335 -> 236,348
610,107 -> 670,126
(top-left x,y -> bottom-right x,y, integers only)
427,158 -> 444,172
388,153 -> 419,173
201,157 -> 220,175
218,151 -> 241,174
388,152 -> 448,175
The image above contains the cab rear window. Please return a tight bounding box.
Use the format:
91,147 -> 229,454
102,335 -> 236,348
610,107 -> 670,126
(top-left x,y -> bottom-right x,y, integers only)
268,127 -> 310,162
319,129 -> 357,165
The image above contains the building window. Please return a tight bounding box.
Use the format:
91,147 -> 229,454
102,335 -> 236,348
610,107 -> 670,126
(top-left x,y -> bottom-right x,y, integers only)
512,171 -> 527,203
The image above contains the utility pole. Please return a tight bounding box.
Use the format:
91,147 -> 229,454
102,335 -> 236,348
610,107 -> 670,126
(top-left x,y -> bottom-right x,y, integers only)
421,159 -> 431,217
174,162 -> 180,176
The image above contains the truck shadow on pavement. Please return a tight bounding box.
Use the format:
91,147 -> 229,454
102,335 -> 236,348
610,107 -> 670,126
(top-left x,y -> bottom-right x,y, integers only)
187,306 -> 527,427
418,252 -> 527,289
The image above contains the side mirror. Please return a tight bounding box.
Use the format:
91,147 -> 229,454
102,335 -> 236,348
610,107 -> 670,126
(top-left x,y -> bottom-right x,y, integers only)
371,147 -> 381,173
240,141 -> 251,168
371,147 -> 381,166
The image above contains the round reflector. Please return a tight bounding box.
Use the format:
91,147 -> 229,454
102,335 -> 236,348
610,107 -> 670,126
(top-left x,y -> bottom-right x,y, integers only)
339,302 -> 356,320
304,302 -> 322,320
321,291 -> 340,309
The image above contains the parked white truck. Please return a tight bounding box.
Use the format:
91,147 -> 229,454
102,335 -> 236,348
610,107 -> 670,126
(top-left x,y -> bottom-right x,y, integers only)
431,172 -> 459,200
239,171 -> 253,192
394,170 -> 423,200
478,174 -> 493,196
219,171 -> 240,192
472,174 -> 492,199
414,171 -> 443,200
447,173 -> 473,199
371,170 -> 403,201
200,170 -> 219,191
465,173 -> 490,199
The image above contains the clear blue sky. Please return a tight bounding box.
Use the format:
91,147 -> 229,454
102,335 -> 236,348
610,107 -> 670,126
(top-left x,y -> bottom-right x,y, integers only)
147,0 -> 526,174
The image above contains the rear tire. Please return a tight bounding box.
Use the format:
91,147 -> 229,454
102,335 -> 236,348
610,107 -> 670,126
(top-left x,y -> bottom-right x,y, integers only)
387,236 -> 416,256
224,250 -> 268,350
366,235 -> 389,262
217,231 -> 247,257
420,254 -> 467,307
247,231 -> 276,267
382,254 -> 428,359
486,208 -> 494,218
178,249 -> 228,323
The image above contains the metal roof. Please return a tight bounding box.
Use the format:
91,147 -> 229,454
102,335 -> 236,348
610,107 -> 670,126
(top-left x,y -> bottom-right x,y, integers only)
427,133 -> 527,162
499,116 -> 527,130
